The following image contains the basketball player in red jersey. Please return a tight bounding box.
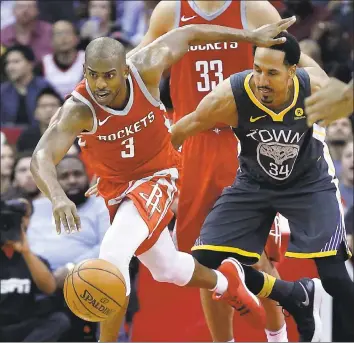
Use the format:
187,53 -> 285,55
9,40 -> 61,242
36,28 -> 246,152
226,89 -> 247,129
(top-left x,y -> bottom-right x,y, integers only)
30,20 -> 295,342
117,1 -> 302,341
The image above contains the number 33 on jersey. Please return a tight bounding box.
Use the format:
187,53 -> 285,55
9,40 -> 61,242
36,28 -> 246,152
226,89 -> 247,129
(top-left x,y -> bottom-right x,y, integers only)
170,0 -> 253,123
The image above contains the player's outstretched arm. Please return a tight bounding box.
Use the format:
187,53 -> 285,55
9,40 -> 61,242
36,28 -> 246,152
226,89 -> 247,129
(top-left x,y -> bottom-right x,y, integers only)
171,78 -> 237,149
135,16 -> 296,87
306,78 -> 353,127
31,97 -> 92,234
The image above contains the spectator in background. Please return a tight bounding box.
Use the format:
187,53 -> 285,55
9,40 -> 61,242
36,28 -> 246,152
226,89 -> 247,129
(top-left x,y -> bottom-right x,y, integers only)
37,0 -> 77,24
0,197 -> 70,342
3,150 -> 41,202
339,140 -> 354,210
1,45 -> 50,126
120,1 -> 158,47
16,87 -> 62,152
0,0 -> 52,62
0,1 -> 15,30
299,38 -> 323,66
38,21 -> 84,99
282,0 -> 329,41
325,118 -> 353,175
0,131 -> 7,145
79,0 -> 118,49
1,144 -> 15,195
312,20 -> 353,83
28,155 -> 109,277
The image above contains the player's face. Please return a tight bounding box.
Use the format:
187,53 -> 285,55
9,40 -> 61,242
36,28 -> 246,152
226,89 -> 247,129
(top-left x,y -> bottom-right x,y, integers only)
84,58 -> 128,106
253,48 -> 295,106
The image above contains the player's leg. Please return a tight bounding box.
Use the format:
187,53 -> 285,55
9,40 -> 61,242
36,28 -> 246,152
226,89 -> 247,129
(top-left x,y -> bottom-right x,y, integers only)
191,181 -> 278,339
138,225 -> 266,325
254,253 -> 287,342
191,184 -> 326,341
278,187 -> 354,315
98,199 -> 150,342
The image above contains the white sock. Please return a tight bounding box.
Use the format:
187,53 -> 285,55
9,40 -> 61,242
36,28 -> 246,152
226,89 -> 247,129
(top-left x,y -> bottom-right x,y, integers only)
209,270 -> 228,295
265,323 -> 288,342
226,339 -> 235,342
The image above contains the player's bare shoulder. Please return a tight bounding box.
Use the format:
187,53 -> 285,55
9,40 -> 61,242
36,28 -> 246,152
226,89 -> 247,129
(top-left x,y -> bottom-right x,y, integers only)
54,96 -> 94,133
128,1 -> 177,79
245,0 -> 282,29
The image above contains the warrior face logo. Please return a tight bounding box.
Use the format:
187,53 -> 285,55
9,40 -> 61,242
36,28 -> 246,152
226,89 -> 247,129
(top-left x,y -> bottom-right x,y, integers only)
257,142 -> 299,180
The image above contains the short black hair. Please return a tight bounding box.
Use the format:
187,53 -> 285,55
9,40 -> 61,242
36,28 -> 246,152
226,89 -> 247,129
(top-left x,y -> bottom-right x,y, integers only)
36,87 -> 63,106
5,44 -> 35,62
85,37 -> 126,65
253,31 -> 301,66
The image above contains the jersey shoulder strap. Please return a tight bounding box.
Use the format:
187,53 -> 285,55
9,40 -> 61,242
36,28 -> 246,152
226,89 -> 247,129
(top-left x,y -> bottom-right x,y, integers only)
295,68 -> 312,97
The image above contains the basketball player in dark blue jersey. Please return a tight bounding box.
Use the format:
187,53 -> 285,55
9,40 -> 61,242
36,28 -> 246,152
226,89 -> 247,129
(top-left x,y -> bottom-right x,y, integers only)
171,32 -> 353,342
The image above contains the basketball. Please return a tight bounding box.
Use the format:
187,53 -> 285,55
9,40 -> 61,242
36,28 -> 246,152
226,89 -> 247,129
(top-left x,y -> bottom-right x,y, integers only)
63,259 -> 126,322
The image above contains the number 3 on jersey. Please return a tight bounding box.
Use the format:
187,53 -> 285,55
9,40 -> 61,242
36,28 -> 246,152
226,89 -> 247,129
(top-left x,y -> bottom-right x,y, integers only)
196,60 -> 224,92
121,137 -> 135,158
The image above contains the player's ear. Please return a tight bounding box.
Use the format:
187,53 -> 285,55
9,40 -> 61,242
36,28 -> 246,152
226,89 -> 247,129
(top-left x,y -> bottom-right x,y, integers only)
123,65 -> 130,79
289,65 -> 296,78
83,64 -> 86,78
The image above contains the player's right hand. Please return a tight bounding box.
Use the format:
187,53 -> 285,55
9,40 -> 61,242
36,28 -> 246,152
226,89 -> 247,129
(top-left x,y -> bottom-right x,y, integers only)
250,16 -> 297,48
85,183 -> 99,197
52,196 -> 81,235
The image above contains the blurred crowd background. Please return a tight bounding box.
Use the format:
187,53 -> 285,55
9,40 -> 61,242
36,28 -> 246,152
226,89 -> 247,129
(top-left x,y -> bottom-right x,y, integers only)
0,0 -> 353,342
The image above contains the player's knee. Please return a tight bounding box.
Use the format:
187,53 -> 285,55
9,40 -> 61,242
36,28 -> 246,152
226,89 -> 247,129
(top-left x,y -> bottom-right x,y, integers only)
149,251 -> 195,286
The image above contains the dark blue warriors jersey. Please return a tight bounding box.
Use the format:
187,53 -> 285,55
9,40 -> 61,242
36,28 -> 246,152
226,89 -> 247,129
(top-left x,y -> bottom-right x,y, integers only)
231,69 -> 336,187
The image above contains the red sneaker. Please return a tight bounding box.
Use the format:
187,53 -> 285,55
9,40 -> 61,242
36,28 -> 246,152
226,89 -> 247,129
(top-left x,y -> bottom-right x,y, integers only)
212,258 -> 266,328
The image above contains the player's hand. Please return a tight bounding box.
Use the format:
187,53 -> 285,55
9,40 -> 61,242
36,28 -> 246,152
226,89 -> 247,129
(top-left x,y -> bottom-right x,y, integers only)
52,195 -> 81,234
85,176 -> 100,197
85,183 -> 99,197
305,78 -> 354,127
250,16 -> 296,47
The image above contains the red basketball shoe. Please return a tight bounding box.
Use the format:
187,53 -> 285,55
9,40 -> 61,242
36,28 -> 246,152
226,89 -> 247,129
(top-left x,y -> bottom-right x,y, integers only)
213,258 -> 266,328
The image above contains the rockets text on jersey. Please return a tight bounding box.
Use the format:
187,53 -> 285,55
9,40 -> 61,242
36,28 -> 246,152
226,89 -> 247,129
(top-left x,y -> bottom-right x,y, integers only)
71,61 -> 180,200
170,0 -> 253,123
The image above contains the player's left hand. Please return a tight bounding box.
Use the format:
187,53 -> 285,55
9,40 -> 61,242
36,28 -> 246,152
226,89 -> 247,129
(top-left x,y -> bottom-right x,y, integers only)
250,16 -> 296,48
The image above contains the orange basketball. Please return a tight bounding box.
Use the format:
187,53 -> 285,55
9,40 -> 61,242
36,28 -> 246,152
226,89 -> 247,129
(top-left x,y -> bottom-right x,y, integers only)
63,259 -> 126,322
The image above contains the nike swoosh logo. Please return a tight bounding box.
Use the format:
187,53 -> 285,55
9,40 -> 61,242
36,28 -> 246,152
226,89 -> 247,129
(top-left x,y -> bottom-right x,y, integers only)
250,115 -> 267,123
98,115 -> 114,126
181,15 -> 197,22
299,282 -> 310,306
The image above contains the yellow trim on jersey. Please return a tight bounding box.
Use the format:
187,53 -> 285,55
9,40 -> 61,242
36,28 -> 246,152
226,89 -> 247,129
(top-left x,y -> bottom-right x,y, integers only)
285,250 -> 338,258
191,244 -> 261,260
244,73 -> 300,122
